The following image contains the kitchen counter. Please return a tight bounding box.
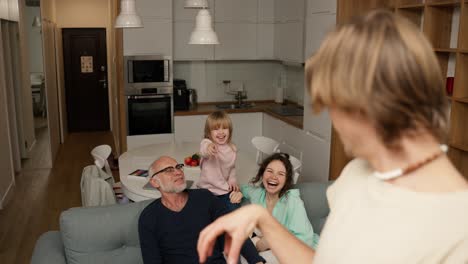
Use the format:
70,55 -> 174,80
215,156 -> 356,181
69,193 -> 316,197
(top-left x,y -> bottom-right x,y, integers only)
174,101 -> 304,129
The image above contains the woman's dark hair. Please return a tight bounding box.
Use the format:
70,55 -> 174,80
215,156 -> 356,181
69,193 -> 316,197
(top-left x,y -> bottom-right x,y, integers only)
250,152 -> 294,198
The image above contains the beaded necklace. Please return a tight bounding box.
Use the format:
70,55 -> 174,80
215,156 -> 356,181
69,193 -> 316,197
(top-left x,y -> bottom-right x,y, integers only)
373,145 -> 448,181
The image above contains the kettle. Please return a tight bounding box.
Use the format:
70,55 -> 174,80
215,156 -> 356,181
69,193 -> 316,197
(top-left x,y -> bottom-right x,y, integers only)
188,88 -> 197,109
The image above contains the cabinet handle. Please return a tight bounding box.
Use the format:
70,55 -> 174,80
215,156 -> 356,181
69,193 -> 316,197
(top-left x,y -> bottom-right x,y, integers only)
305,130 -> 326,141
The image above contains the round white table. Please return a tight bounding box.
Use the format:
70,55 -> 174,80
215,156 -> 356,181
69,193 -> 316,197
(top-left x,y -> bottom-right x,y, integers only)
119,141 -> 259,202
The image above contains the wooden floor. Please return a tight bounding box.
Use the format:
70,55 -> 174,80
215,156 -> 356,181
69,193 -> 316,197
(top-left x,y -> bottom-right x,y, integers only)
0,131 -> 115,264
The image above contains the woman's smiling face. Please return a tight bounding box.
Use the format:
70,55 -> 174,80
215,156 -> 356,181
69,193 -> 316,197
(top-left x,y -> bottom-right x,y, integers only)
262,160 -> 287,197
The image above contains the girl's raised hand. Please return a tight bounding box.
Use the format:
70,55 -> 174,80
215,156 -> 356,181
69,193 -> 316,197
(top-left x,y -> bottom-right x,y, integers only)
207,143 -> 218,156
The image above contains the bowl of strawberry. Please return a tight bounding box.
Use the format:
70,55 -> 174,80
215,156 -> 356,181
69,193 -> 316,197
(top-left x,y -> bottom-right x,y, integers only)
184,153 -> 200,167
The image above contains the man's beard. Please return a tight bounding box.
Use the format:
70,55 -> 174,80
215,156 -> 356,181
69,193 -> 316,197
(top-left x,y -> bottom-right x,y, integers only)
157,178 -> 187,193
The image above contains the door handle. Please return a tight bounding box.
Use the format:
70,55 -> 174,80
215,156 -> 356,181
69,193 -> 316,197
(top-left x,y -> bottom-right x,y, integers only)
98,79 -> 107,89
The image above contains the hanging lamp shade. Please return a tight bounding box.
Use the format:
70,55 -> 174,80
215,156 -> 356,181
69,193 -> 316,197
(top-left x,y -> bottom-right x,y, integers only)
32,16 -> 42,27
184,0 -> 208,9
189,9 -> 219,45
115,0 -> 143,28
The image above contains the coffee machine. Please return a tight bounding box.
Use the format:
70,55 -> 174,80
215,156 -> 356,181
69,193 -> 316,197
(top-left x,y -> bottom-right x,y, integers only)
173,79 -> 190,111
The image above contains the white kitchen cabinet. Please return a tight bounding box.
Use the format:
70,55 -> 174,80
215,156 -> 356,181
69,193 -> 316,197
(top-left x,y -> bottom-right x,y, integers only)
275,21 -> 304,63
263,112 -> 330,182
175,113 -> 262,157
7,0 -> 18,21
256,23 -> 275,59
214,0 -> 257,23
214,23 -> 257,60
304,12 -> 336,60
0,0 -> 8,20
258,0 -> 275,23
300,131 -> 330,182
174,115 -> 207,142
173,0 -> 215,21
123,19 -> 172,55
302,80 -> 332,141
275,0 -> 305,22
174,22 -> 215,60
124,0 -> 172,56
229,113 -> 263,157
136,0 -> 172,19
262,113 -> 285,143
0,0 -> 17,21
306,0 -> 337,15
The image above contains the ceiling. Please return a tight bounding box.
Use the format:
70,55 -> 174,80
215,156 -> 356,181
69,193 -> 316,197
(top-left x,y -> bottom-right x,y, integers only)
25,0 -> 40,7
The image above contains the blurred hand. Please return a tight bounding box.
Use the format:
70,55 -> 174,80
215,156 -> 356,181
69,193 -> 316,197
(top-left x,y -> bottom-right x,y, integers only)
229,191 -> 243,204
207,143 -> 218,156
228,183 -> 240,192
198,205 -> 265,264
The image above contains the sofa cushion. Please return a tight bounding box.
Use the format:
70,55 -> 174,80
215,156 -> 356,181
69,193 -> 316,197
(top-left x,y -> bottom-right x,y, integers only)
31,231 -> 66,264
60,200 -> 153,264
296,181 -> 331,235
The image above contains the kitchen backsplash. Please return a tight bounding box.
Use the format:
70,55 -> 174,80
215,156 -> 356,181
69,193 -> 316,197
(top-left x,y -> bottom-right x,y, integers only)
284,65 -> 305,106
174,61 -> 304,105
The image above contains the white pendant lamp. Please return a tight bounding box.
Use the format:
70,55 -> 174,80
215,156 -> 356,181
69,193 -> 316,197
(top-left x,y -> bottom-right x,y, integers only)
115,0 -> 143,28
184,0 -> 208,9
32,16 -> 42,27
189,9 -> 219,45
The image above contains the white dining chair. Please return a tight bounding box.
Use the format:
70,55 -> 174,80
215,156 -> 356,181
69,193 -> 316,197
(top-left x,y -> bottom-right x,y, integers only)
289,154 -> 302,184
91,145 -> 126,202
251,136 -> 281,165
91,145 -> 113,175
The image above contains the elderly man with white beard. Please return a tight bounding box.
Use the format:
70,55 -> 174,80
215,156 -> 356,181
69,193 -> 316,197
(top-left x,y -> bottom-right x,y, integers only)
138,156 -> 265,264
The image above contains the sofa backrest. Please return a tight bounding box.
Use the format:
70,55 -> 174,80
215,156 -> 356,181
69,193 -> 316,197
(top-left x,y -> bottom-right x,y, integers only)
60,199 -> 153,264
295,181 -> 332,235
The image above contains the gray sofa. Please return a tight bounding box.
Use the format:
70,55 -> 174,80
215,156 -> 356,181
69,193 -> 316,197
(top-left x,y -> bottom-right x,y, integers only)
31,182 -> 331,264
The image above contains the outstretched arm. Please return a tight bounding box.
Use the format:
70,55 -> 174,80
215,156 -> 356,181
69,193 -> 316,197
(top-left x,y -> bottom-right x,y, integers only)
198,204 -> 315,264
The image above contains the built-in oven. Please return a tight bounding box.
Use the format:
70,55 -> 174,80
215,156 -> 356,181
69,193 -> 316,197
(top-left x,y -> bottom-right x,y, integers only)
126,87 -> 173,136
124,55 -> 172,92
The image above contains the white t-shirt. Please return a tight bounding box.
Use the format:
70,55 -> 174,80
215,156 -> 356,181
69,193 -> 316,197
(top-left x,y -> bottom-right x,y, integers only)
314,159 -> 468,264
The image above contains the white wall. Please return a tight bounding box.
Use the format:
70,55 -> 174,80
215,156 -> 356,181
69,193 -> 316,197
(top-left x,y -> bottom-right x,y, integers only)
0,22 -> 16,209
25,6 -> 43,73
174,61 -> 284,102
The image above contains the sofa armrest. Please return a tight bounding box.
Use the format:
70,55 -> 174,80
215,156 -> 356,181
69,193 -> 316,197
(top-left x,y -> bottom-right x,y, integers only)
31,231 -> 67,264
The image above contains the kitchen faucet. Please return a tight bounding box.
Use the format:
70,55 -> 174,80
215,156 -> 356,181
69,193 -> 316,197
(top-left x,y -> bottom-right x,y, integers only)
235,91 -> 247,107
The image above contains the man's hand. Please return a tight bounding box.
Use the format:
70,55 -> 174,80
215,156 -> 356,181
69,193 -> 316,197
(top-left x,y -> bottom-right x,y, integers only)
198,205 -> 266,264
229,191 -> 243,204
207,143 -> 218,156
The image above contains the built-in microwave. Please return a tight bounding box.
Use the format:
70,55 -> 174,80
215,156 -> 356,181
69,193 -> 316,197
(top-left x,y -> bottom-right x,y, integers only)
124,55 -> 172,90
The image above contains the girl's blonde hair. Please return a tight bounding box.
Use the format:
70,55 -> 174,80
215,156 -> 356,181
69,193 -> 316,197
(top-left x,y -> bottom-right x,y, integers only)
306,10 -> 449,149
204,111 -> 233,143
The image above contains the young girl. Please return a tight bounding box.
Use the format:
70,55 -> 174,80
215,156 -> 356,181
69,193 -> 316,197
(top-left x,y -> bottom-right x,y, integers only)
197,111 -> 241,211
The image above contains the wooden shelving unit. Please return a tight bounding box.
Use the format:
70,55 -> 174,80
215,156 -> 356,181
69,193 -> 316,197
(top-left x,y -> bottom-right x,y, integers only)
396,0 -> 468,178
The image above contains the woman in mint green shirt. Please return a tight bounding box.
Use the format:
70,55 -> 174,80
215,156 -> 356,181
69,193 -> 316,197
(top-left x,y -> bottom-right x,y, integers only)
241,153 -> 319,251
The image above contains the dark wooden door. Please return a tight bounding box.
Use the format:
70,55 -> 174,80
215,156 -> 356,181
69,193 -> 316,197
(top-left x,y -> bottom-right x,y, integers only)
63,28 -> 109,132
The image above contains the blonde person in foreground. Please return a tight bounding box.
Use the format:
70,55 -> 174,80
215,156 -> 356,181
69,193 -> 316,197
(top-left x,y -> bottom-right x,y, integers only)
198,9 -> 468,264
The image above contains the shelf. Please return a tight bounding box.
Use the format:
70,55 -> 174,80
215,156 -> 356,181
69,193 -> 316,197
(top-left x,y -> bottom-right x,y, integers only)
447,95 -> 453,100
449,142 -> 468,152
453,53 -> 468,98
398,3 -> 425,9
452,97 -> 468,104
426,1 -> 461,8
434,48 -> 458,52
459,3 -> 468,49
397,8 -> 424,27
459,49 -> 468,53
424,5 -> 460,50
398,0 -> 425,6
